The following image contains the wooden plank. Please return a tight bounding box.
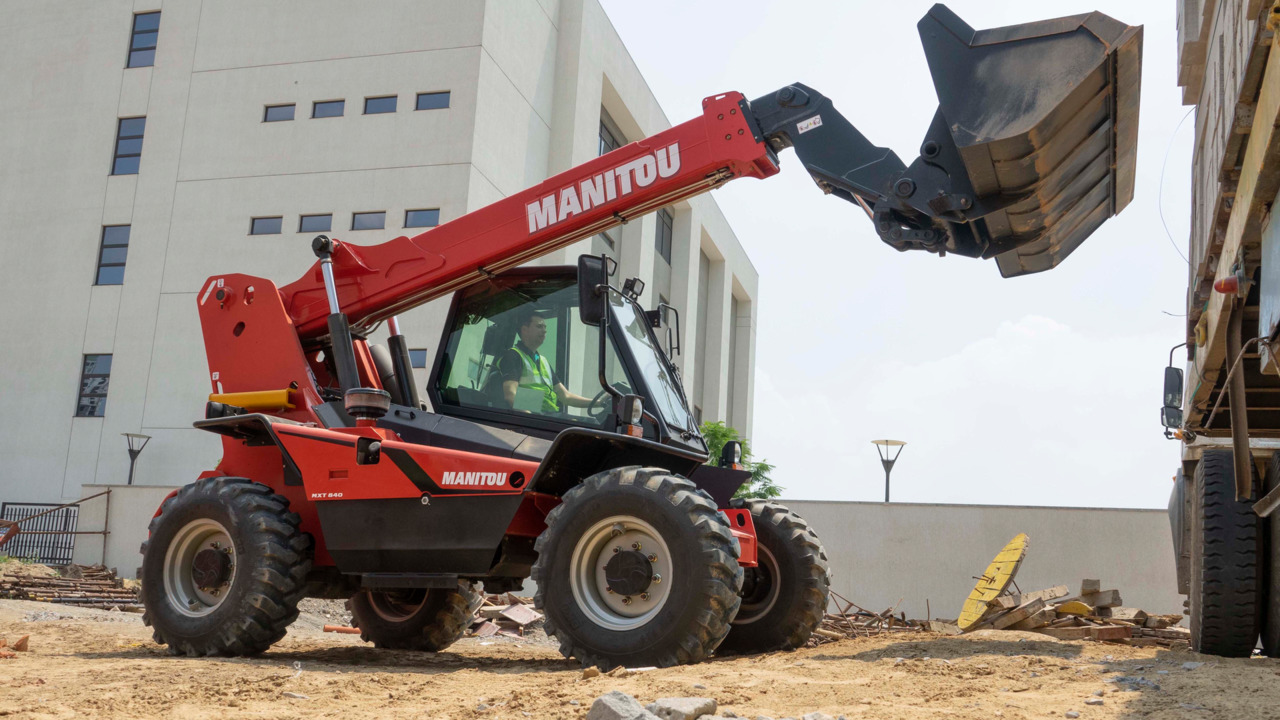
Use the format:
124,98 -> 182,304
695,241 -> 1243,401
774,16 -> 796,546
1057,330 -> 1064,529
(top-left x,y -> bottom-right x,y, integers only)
1036,626 -> 1132,642
1081,579 -> 1101,594
990,586 -> 1070,610
992,599 -> 1046,630
1007,608 -> 1057,631
1099,607 -> 1149,622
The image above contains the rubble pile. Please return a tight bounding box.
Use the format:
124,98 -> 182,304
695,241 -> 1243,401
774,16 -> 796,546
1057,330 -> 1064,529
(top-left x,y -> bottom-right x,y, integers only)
470,592 -> 543,638
941,579 -> 1188,647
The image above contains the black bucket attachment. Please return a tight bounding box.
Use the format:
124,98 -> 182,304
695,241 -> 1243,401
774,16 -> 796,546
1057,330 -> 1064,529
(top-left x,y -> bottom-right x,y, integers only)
917,5 -> 1142,277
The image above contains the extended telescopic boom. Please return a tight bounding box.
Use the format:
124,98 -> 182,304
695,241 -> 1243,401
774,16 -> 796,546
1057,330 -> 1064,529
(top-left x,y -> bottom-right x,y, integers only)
274,4 -> 1141,347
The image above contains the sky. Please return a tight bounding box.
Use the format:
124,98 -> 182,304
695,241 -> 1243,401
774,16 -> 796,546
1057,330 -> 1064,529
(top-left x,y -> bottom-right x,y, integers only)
597,0 -> 1193,508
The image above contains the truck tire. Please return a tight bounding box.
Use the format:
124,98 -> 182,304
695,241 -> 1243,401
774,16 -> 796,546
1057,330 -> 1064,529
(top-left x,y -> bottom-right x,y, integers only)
141,477 -> 312,656
531,467 -> 743,670
716,499 -> 829,654
1190,450 -> 1261,657
347,581 -> 481,651
1262,452 -> 1280,657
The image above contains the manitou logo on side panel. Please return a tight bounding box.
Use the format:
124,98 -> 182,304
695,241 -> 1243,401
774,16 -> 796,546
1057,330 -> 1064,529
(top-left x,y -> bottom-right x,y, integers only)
526,143 -> 681,234
440,471 -> 508,487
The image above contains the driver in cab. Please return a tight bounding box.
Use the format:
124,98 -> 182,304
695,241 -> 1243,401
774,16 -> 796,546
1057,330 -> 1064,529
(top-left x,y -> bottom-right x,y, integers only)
499,308 -> 593,414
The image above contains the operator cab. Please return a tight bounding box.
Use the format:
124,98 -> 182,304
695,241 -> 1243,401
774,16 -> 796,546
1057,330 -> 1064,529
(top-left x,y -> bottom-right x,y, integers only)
428,258 -> 705,457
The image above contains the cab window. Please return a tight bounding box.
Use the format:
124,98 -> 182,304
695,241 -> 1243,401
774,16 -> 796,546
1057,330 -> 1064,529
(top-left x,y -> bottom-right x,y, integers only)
435,276 -> 632,427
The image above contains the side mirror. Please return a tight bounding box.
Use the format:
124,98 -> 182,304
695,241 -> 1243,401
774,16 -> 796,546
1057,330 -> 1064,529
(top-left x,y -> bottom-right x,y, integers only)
1161,366 -> 1184,430
1163,366 -> 1184,408
577,254 -> 614,327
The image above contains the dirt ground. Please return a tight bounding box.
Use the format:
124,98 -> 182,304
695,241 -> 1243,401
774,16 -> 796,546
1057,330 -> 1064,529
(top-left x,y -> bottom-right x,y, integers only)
0,599 -> 1276,719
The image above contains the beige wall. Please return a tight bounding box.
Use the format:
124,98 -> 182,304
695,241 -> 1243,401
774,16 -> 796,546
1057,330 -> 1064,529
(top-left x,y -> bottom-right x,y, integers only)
70,484 -> 181,577
780,500 -> 1182,622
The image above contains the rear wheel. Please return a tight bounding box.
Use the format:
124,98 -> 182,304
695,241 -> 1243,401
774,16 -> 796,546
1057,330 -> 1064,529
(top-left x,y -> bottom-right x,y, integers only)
347,582 -> 480,651
1190,450 -> 1261,656
717,500 -> 829,654
531,467 -> 742,670
140,477 -> 312,656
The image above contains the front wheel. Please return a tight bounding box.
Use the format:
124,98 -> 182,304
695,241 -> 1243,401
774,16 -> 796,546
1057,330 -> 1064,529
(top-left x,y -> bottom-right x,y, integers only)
347,582 -> 481,651
140,477 -> 312,656
717,500 -> 829,654
1190,450 -> 1261,656
531,467 -> 743,670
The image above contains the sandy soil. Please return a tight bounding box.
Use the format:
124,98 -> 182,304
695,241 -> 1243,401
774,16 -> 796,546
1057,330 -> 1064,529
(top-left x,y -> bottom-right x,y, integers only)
0,599 -> 1273,720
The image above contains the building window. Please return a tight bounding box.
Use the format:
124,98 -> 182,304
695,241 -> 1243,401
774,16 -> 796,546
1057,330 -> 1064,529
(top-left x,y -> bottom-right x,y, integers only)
416,91 -> 450,110
409,349 -> 428,368
250,217 -> 283,235
127,12 -> 160,68
404,209 -> 440,228
598,110 -> 624,249
352,211 -> 385,230
655,208 -> 673,264
111,117 -> 145,175
312,100 -> 345,119
264,104 -> 295,122
76,354 -> 112,417
693,405 -> 702,425
364,96 -> 397,114
95,226 -> 130,285
299,214 -> 332,233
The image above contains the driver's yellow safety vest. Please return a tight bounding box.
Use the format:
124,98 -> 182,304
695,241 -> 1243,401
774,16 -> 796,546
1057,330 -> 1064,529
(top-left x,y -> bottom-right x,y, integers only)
513,345 -> 559,412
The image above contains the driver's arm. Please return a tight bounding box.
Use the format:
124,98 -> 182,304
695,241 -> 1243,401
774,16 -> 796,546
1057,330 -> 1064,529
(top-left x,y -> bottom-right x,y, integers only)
555,383 -> 592,408
502,379 -> 519,407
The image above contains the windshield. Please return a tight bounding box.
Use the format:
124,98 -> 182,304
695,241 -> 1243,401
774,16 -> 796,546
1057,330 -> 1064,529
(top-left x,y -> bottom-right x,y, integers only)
610,294 -> 697,433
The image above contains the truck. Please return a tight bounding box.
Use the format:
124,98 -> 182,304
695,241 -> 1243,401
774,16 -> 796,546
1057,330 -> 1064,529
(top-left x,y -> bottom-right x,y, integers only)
139,4 -> 1143,669
1162,0 -> 1280,656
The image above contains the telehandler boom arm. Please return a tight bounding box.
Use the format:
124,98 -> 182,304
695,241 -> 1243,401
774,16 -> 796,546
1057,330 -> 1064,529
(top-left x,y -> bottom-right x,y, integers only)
274,4 -> 1141,346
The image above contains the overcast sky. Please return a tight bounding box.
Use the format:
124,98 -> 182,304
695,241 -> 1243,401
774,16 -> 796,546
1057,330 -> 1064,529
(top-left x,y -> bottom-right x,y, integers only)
597,0 -> 1191,508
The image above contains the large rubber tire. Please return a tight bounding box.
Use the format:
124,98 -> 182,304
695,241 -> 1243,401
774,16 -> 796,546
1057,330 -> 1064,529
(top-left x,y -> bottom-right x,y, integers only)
531,467 -> 742,670
1262,452 -> 1280,657
1190,450 -> 1261,657
716,499 -> 829,654
140,477 -> 312,656
347,582 -> 481,652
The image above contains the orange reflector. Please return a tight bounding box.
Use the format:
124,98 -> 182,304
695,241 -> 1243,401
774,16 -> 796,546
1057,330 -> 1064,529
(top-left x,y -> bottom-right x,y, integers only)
1173,429 -> 1185,440
623,424 -> 643,438
208,388 -> 295,411
1214,275 -> 1240,294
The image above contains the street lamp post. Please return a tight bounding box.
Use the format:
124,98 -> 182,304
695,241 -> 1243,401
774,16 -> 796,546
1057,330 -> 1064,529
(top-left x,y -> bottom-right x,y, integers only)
871,439 -> 906,502
123,433 -> 152,486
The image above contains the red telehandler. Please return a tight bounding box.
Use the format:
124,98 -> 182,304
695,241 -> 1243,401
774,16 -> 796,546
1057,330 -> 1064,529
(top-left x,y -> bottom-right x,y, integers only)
140,5 -> 1142,669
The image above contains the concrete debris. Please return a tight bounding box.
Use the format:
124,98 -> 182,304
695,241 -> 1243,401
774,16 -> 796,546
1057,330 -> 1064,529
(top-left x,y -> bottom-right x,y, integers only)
801,713 -> 836,720
1084,698 -> 1104,705
586,691 -> 658,720
12,635 -> 28,652
1182,661 -> 1204,670
1065,712 -> 1080,719
281,692 -> 309,700
645,698 -> 717,720
582,666 -> 601,679
962,576 -> 1188,647
470,593 -> 541,638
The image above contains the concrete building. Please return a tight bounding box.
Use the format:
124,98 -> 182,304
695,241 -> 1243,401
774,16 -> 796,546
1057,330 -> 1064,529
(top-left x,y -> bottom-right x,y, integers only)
0,0 -> 759,522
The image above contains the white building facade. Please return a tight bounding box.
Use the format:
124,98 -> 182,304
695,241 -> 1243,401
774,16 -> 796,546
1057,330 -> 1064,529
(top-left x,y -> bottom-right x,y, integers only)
0,0 -> 758,509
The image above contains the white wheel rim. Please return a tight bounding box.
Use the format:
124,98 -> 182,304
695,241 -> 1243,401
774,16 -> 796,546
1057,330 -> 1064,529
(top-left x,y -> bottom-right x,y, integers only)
162,518 -> 235,618
569,515 -> 674,630
733,543 -> 780,624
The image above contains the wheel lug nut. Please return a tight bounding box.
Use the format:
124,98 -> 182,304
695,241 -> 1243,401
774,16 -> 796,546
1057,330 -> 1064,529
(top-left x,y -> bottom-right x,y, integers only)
640,593 -> 650,600
622,596 -> 632,605
613,546 -> 620,554
652,574 -> 661,584
606,586 -> 613,594
631,542 -> 641,550
210,541 -> 220,549
647,554 -> 657,563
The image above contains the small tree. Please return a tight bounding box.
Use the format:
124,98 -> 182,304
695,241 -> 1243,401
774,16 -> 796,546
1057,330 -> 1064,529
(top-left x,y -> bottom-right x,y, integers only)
699,421 -> 782,499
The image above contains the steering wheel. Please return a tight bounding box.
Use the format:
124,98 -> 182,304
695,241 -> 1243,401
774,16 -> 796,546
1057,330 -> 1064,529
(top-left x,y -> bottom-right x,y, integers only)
587,389 -> 612,418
